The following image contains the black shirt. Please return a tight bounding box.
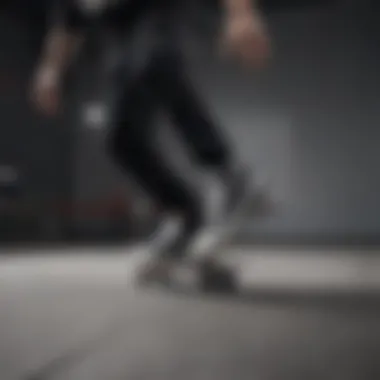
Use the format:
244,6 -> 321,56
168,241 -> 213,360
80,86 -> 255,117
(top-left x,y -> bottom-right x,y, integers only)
53,0 -> 181,34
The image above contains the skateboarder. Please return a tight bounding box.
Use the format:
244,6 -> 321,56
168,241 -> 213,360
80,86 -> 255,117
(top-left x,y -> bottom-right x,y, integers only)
31,0 -> 271,285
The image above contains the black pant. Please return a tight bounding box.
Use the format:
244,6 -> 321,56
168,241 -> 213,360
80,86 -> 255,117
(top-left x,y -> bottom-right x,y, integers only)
107,10 -> 231,224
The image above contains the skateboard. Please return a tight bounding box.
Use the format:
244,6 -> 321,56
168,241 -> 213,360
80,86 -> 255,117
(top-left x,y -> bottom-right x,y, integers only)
138,169 -> 266,295
138,188 -> 262,295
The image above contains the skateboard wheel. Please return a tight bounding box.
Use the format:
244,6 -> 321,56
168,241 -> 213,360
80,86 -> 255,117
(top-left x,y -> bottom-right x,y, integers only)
200,264 -> 238,293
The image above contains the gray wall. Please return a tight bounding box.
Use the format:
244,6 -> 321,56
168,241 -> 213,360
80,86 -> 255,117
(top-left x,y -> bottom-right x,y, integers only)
0,14 -> 73,240
0,15 -> 71,200
189,4 -> 380,239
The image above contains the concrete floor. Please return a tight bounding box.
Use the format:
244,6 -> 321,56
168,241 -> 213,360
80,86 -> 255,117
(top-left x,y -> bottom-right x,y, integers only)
1,246 -> 380,380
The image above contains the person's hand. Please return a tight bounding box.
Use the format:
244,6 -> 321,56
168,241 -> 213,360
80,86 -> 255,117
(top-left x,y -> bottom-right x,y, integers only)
221,12 -> 271,69
30,67 -> 62,117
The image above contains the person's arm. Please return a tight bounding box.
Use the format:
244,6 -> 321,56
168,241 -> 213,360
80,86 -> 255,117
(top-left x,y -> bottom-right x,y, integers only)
222,0 -> 258,16
31,1 -> 89,115
36,1 -> 89,84
220,0 -> 270,68
35,27 -> 84,86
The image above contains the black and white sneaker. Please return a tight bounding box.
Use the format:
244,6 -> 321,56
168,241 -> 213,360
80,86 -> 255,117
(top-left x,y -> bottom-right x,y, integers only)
200,164 -> 253,246
138,208 -> 210,287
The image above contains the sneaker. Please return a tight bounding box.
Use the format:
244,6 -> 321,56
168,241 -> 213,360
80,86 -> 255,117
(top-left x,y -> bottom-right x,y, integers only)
185,165 -> 252,259
163,207 -> 206,259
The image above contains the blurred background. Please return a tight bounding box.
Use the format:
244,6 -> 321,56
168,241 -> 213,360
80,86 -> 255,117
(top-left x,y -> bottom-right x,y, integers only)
1,0 -> 379,245
1,1 -> 380,380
